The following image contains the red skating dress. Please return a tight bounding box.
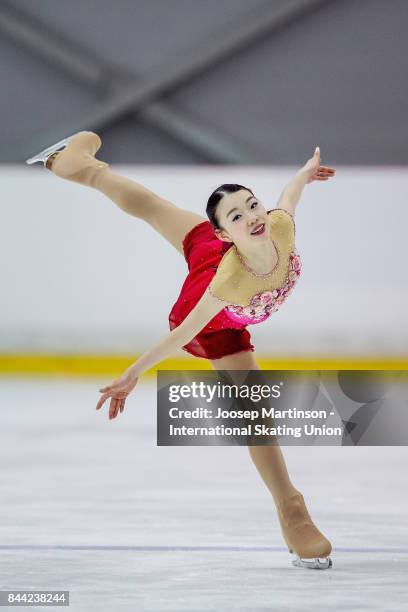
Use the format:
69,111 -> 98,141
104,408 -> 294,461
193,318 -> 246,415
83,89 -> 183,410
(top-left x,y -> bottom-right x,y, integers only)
168,208 -> 302,359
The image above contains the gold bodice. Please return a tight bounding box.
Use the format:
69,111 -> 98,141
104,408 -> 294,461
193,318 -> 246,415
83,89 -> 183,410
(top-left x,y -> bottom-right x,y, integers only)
208,208 -> 297,307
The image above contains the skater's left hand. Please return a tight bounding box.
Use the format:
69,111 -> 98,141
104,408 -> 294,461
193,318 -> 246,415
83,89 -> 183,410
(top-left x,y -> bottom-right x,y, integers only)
299,147 -> 336,184
96,363 -> 139,420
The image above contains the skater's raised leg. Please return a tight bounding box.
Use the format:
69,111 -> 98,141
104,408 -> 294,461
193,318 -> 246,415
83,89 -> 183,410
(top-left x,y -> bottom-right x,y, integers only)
29,131 -> 206,255
92,169 -> 206,255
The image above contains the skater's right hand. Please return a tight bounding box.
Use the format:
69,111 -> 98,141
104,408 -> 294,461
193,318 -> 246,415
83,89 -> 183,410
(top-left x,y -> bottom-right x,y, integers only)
96,363 -> 139,420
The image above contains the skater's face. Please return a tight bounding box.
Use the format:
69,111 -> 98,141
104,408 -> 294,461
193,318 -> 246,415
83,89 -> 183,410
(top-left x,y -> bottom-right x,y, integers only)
214,189 -> 270,247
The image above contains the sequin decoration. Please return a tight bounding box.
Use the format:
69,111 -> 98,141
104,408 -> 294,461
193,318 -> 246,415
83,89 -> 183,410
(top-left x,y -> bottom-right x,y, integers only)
223,250 -> 302,325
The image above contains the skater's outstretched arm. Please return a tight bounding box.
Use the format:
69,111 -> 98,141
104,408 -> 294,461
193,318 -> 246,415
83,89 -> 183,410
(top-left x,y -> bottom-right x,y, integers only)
275,147 -> 335,216
95,289 -> 231,419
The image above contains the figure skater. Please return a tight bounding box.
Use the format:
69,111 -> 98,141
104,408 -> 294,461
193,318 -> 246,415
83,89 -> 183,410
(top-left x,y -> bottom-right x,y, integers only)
26,131 -> 336,569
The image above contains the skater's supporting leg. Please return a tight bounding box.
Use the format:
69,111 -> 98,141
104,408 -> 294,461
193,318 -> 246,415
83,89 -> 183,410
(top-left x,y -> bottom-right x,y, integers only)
210,350 -> 299,505
211,350 -> 332,567
247,446 -> 299,506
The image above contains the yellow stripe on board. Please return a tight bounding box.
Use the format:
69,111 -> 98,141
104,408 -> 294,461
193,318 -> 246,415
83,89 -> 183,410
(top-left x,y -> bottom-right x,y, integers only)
0,354 -> 407,377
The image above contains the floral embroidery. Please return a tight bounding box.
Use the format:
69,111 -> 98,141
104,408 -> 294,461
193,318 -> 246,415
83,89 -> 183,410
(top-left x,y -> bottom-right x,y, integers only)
224,251 -> 302,325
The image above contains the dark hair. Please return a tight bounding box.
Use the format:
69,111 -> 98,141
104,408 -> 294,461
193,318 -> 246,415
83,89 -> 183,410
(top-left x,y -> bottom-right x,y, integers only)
206,183 -> 254,230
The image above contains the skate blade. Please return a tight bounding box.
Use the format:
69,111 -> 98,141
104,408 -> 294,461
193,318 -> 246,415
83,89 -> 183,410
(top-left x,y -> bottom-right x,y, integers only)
291,555 -> 332,570
25,135 -> 75,165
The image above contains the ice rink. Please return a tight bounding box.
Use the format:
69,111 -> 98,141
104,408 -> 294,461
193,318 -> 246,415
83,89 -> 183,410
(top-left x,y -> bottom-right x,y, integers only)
1,376 -> 408,611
